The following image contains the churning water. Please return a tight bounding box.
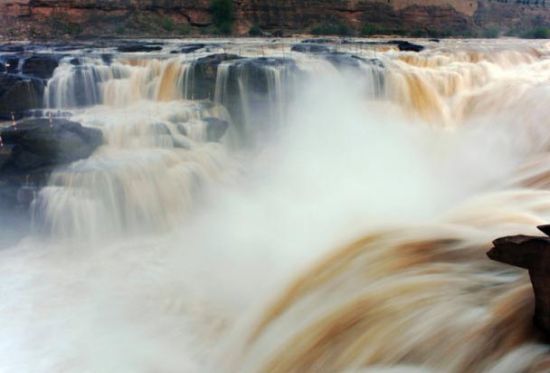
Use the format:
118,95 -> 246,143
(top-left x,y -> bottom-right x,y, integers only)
1,38 -> 550,372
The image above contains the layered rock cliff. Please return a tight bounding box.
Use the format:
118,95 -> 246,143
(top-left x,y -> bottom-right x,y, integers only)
0,0 -> 548,39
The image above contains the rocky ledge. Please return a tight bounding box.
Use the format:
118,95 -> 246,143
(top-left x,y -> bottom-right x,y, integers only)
0,54 -> 63,120
0,118 -> 103,211
488,225 -> 550,341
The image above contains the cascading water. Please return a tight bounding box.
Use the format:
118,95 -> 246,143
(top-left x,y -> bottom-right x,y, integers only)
1,39 -> 550,372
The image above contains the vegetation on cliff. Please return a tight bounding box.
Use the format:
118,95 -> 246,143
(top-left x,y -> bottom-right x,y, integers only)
0,0 -> 548,39
210,0 -> 235,35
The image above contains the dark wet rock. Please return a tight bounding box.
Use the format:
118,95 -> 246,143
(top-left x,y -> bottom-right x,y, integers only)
302,38 -> 334,44
0,118 -> 103,213
69,57 -> 82,66
218,57 -> 299,143
204,117 -> 229,142
52,43 -> 88,52
0,44 -> 25,53
0,118 -> 103,173
0,74 -> 45,120
55,65 -> 104,107
101,53 -> 113,65
117,43 -> 163,53
488,225 -> 550,340
429,38 -> 440,43
0,56 -> 21,74
322,52 -> 383,70
340,39 -> 425,53
321,53 -> 385,96
388,40 -> 425,52
323,52 -> 365,68
291,44 -> 331,54
184,54 -> 241,100
223,57 -> 297,104
21,54 -> 61,79
180,43 -> 206,54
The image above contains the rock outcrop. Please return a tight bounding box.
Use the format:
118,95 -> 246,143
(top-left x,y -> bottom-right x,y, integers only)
184,53 -> 241,100
0,0 -> 548,39
0,118 -> 103,210
488,225 -> 550,340
0,54 -> 62,119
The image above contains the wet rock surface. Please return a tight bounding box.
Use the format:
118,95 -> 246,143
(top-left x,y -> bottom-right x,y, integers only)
388,40 -> 425,52
0,74 -> 45,120
180,43 -> 206,54
488,225 -> 550,340
0,118 -> 103,211
21,54 -> 63,79
184,54 -> 242,100
117,42 -> 163,53
0,53 -> 62,119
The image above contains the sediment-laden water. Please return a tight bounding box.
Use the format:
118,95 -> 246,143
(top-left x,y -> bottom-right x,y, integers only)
0,38 -> 549,372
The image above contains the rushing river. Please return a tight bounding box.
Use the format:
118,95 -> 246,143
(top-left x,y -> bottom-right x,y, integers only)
1,38 -> 549,372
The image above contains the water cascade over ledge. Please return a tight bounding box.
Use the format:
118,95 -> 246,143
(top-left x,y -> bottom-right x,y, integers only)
0,38 -> 550,372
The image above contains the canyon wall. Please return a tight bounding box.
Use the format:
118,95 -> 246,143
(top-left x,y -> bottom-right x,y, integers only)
0,0 -> 548,39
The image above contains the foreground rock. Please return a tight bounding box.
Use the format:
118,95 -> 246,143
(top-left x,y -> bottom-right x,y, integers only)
21,54 -> 63,79
0,74 -> 44,120
0,118 -> 103,210
488,225 -> 550,340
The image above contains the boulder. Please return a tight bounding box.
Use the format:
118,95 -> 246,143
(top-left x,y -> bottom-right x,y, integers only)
0,118 -> 103,174
21,54 -> 61,79
0,118 -> 103,213
488,225 -> 550,340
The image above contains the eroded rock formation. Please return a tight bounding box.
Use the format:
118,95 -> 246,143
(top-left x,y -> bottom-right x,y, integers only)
0,0 -> 548,39
488,225 -> 550,340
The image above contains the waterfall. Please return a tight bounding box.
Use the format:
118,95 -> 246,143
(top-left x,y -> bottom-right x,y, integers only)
1,39 -> 550,372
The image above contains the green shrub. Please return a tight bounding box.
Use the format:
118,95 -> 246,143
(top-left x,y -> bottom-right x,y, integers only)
66,22 -> 83,36
48,14 -> 83,37
115,25 -> 126,35
523,27 -> 549,39
482,26 -> 500,39
210,0 -> 234,35
161,17 -> 175,32
361,24 -> 410,37
177,23 -> 191,35
311,21 -> 352,36
361,24 -> 379,36
249,24 -> 263,37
